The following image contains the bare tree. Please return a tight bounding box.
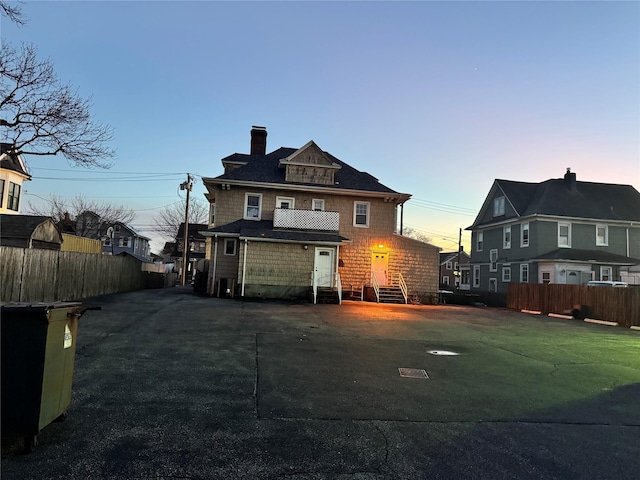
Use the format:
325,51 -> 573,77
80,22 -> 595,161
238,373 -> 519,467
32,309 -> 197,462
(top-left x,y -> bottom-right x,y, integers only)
27,195 -> 135,237
402,226 -> 432,244
0,0 -> 26,26
0,43 -> 114,167
154,197 -> 209,240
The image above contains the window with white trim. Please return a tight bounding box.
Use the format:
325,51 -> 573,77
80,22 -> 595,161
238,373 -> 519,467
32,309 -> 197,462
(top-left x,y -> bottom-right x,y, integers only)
473,265 -> 480,288
596,224 -> 608,246
442,276 -> 449,285
489,278 -> 497,292
493,196 -> 505,216
224,238 -> 237,256
600,266 -> 612,281
0,179 -> 4,208
558,223 -> 571,247
490,249 -> 498,272
210,204 -> 216,225
244,193 -> 262,220
521,222 -> 529,247
542,272 -> 551,284
502,266 -> 511,282
312,199 -> 325,211
445,261 -> 453,270
476,231 -> 484,252
276,196 -> 295,209
520,264 -> 529,283
503,226 -> 511,249
353,201 -> 370,227
7,181 -> 20,211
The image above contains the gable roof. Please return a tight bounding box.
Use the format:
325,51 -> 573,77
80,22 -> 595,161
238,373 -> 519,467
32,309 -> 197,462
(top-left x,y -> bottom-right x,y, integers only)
208,145 -> 408,198
0,215 -> 56,239
177,223 -> 209,240
470,172 -> 640,228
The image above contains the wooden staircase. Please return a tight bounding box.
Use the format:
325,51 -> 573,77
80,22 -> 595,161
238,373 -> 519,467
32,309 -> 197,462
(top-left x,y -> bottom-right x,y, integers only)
378,286 -> 406,304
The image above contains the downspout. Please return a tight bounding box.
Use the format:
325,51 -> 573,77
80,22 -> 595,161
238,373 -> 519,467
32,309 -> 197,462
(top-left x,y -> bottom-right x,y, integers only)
400,202 -> 404,235
209,235 -> 218,296
241,238 -> 248,297
626,228 -> 630,258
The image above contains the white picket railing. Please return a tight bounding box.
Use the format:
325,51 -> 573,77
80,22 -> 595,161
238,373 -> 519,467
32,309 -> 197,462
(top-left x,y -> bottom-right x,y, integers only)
273,208 -> 339,231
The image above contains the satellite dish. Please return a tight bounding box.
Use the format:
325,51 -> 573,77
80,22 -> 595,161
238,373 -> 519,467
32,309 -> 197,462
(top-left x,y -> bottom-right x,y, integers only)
106,227 -> 114,238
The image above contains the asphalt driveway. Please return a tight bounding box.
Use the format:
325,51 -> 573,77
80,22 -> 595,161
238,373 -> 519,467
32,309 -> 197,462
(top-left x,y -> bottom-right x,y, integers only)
2,287 -> 639,479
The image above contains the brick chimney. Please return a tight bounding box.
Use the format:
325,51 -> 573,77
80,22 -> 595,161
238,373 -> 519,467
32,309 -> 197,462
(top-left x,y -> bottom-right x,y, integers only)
564,168 -> 577,191
250,126 -> 267,155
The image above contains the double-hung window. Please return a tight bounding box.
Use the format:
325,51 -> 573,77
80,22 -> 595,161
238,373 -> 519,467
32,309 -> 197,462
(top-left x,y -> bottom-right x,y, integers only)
596,224 -> 608,246
558,223 -> 571,247
353,201 -> 370,227
7,182 -> 20,211
476,231 -> 484,252
520,264 -> 529,283
502,266 -> 511,282
244,193 -> 262,220
503,226 -> 511,249
600,266 -> 612,281
224,238 -> 237,256
445,261 -> 453,270
0,179 -> 5,208
473,265 -> 480,288
493,196 -> 505,216
521,223 -> 529,247
489,249 -> 498,272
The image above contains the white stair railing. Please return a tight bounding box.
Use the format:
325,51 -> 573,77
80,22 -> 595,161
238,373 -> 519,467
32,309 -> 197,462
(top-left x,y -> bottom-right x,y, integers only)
372,272 -> 380,303
396,272 -> 408,304
311,270 -> 318,304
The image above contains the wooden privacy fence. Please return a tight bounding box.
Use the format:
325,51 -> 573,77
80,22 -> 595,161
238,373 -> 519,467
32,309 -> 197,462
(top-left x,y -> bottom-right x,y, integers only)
508,283 -> 640,328
1,246 -> 149,303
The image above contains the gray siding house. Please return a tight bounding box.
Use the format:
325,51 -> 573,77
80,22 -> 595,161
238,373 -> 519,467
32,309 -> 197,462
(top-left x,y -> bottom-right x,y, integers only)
467,169 -> 640,293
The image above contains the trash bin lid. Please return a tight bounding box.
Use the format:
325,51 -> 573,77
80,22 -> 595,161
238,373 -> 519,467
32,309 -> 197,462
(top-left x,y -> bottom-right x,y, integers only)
1,302 -> 83,314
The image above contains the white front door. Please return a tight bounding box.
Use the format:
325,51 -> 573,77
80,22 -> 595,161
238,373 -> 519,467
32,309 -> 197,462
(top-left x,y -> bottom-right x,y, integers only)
314,248 -> 334,287
371,253 -> 388,286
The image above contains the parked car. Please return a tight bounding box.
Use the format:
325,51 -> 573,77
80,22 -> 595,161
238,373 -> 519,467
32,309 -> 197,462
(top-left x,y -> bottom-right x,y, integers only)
586,281 -> 629,287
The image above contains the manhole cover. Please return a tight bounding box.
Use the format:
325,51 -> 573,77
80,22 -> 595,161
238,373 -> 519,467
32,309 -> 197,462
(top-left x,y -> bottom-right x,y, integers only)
427,350 -> 459,356
398,368 -> 429,379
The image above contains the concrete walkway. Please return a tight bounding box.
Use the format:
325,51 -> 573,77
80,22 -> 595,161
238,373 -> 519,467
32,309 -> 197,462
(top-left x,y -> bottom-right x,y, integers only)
2,287 -> 639,479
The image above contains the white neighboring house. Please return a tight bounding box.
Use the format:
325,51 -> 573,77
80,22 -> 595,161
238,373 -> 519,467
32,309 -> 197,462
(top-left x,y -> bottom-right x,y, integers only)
0,143 -> 31,215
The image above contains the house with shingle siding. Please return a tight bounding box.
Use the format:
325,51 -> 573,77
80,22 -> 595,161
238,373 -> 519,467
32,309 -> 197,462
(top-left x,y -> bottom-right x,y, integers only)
467,169 -> 640,293
201,127 -> 439,302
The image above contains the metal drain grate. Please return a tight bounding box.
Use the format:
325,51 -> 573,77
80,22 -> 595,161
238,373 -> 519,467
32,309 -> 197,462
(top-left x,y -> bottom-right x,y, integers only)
398,368 -> 429,379
427,350 -> 460,356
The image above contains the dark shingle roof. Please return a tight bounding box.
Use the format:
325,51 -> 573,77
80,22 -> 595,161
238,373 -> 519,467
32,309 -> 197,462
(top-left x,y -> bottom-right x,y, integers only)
0,215 -> 56,239
205,219 -> 348,244
216,147 -> 400,194
497,178 -> 640,221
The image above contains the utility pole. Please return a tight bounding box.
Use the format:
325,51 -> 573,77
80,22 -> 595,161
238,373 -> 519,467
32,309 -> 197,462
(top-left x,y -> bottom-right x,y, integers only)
456,227 -> 462,289
180,174 -> 193,286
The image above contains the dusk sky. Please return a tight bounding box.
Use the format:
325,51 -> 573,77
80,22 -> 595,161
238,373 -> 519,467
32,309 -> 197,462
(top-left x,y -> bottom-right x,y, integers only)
3,1 -> 639,253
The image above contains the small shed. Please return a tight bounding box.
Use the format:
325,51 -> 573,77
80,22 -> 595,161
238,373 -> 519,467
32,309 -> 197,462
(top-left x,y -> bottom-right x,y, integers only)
0,215 -> 63,250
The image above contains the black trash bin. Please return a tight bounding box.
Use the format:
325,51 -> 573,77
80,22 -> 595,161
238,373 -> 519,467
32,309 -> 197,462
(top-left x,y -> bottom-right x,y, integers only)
1,302 -> 86,452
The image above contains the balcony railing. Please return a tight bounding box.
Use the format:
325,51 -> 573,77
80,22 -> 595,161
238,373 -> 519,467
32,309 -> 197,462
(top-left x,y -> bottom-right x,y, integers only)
273,208 -> 339,231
